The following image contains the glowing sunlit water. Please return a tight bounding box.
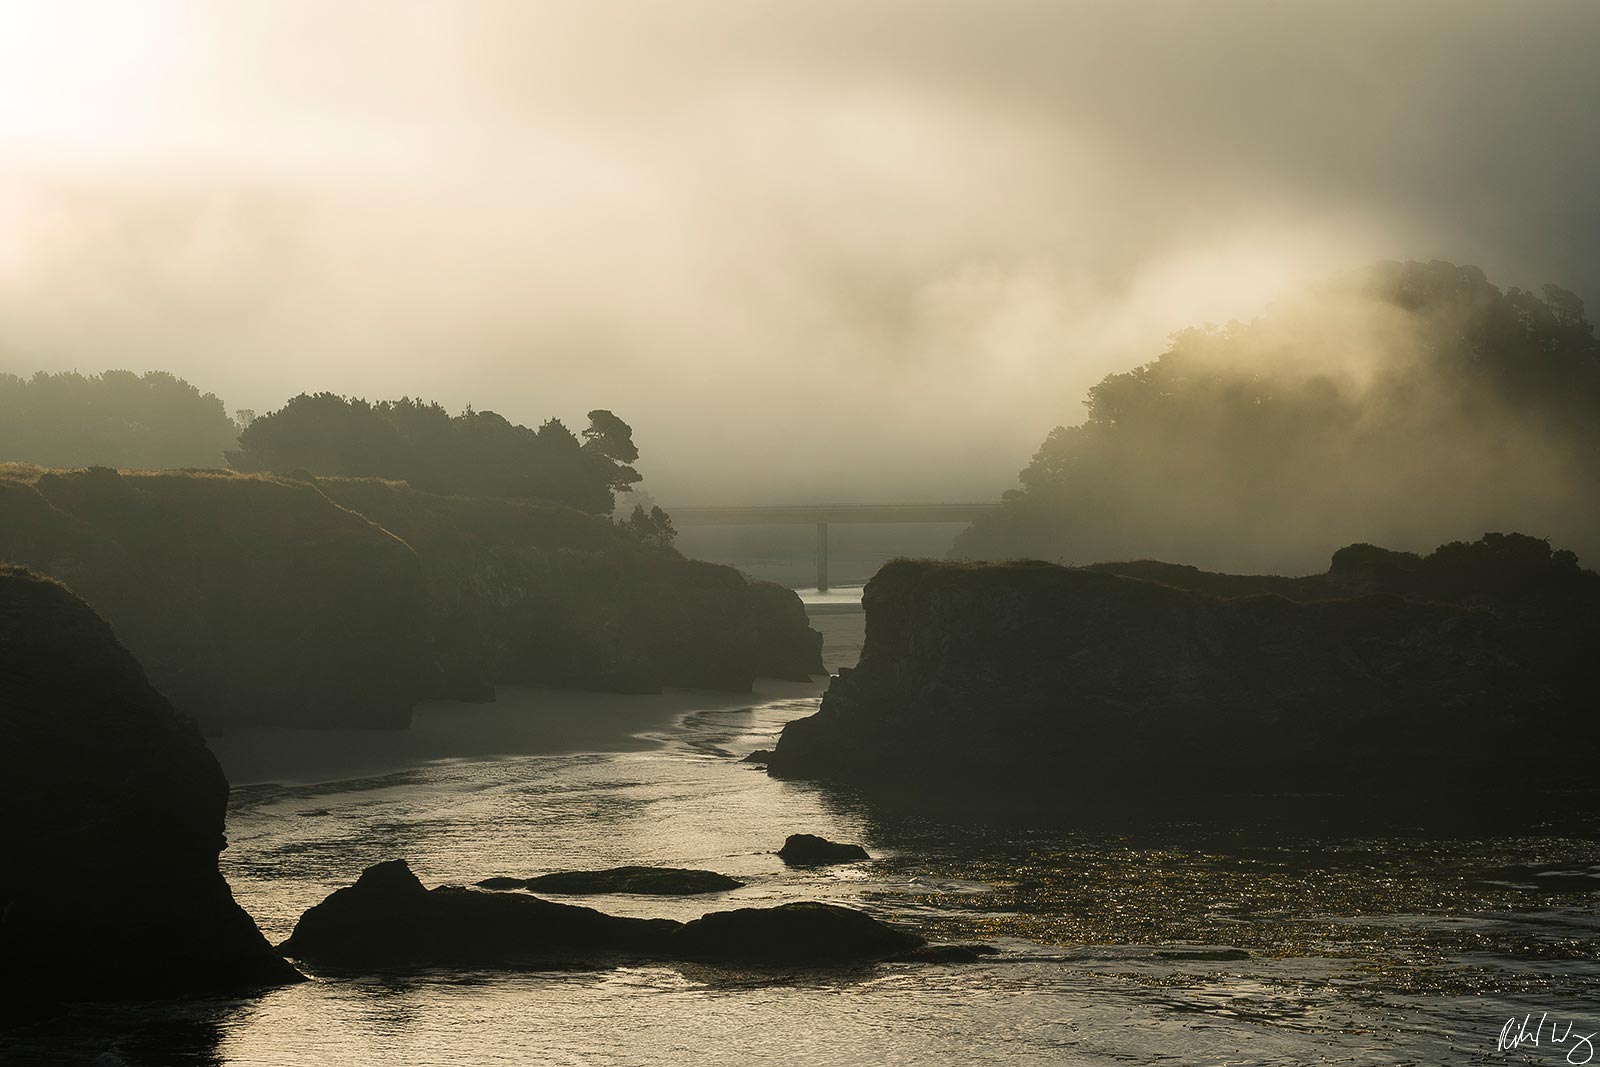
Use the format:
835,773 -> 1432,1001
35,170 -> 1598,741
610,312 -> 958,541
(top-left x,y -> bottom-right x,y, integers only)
6,688 -> 1600,1066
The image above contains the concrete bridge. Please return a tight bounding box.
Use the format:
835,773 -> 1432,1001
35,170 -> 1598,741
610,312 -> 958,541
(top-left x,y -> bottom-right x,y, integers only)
667,503 -> 1000,592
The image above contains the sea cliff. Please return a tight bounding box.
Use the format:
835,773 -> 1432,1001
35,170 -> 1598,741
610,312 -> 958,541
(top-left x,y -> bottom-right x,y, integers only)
767,534 -> 1600,794
0,565 -> 300,998
0,465 -> 822,731
0,465 -> 428,729
318,478 -> 823,698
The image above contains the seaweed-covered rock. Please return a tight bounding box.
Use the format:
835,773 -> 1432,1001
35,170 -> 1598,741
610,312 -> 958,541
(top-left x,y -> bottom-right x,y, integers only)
768,536 -> 1600,794
777,835 -> 870,865
477,867 -> 744,895
0,566 -> 301,998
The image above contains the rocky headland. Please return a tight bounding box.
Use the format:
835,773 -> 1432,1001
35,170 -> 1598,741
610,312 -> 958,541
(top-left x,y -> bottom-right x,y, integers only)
317,477 -> 823,700
0,465 -> 823,730
0,565 -> 301,999
0,465 -> 428,730
767,533 -> 1600,795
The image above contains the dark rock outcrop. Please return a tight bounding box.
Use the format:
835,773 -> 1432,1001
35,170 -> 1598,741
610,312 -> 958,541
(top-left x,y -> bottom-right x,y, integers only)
0,565 -> 302,998
0,465 -> 427,729
747,579 -> 825,680
316,478 -> 824,697
777,834 -> 870,865
283,861 -> 925,969
670,902 -> 922,964
0,466 -> 825,729
280,860 -> 678,966
767,535 -> 1600,794
477,866 -> 744,895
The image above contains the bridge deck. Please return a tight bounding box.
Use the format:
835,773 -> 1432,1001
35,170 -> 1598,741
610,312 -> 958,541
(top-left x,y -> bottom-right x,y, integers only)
667,503 -> 999,527
665,502 -> 1001,592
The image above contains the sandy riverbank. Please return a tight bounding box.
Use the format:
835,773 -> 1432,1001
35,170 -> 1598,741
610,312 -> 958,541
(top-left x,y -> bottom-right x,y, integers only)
209,677 -> 827,786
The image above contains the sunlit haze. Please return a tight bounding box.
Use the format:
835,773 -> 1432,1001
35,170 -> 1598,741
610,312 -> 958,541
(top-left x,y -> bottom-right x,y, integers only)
3,0 -> 1597,502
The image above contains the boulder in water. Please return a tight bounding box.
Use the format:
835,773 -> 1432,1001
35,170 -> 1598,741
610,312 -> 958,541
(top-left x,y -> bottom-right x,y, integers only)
778,834 -> 870,865
285,861 -> 935,970
669,902 -> 922,964
279,860 -> 680,967
477,866 -> 744,895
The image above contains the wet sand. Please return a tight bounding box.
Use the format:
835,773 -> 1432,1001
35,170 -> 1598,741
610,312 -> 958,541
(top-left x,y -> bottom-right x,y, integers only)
209,678 -> 827,786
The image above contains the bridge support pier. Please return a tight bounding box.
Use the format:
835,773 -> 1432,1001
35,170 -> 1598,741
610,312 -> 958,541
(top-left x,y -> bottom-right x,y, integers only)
816,521 -> 829,593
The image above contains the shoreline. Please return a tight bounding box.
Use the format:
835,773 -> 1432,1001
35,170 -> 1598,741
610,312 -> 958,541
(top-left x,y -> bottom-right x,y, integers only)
211,677 -> 828,788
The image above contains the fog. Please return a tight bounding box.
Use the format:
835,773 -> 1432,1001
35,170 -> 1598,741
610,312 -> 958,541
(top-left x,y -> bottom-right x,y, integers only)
2,0 -> 1598,505
952,259 -> 1600,571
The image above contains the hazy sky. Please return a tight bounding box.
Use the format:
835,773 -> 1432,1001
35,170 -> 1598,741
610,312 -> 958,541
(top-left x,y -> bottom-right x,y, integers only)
2,1 -> 1597,503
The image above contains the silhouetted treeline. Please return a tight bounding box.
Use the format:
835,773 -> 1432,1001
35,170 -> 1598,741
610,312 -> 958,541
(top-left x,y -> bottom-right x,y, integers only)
954,261 -> 1600,571
227,394 -> 641,513
0,370 -> 241,469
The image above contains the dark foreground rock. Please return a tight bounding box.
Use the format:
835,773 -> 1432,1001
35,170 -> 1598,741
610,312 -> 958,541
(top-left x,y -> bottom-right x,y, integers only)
671,902 -> 922,964
767,534 -> 1600,794
778,834 -> 871,865
282,861 -> 925,969
281,860 -> 678,966
0,566 -> 302,998
477,866 -> 745,895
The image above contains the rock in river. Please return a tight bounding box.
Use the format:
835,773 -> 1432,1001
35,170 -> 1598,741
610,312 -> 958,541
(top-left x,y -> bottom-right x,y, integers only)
778,834 -> 871,865
280,860 -> 678,967
476,866 -> 745,895
671,902 -> 923,964
282,861 -> 927,970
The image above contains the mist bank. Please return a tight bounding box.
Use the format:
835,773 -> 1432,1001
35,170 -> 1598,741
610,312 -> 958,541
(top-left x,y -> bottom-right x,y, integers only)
6,4 -> 1600,507
768,533 -> 1600,795
0,465 -> 822,731
0,565 -> 299,999
954,261 -> 1600,573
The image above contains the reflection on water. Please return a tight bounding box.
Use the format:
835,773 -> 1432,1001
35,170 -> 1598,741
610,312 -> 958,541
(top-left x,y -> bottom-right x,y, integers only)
6,689 -> 1600,1066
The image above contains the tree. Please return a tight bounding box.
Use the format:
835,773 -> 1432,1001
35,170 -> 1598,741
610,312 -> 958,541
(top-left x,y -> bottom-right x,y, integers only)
952,260 -> 1600,570
622,504 -> 677,549
0,369 -> 241,469
582,409 -> 640,462
227,394 -> 646,513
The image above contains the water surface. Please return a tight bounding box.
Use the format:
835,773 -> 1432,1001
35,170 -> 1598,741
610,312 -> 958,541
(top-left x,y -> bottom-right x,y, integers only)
7,686 -> 1600,1066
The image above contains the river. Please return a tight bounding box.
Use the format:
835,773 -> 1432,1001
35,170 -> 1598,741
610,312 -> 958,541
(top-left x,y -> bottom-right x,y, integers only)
6,621 -> 1600,1065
